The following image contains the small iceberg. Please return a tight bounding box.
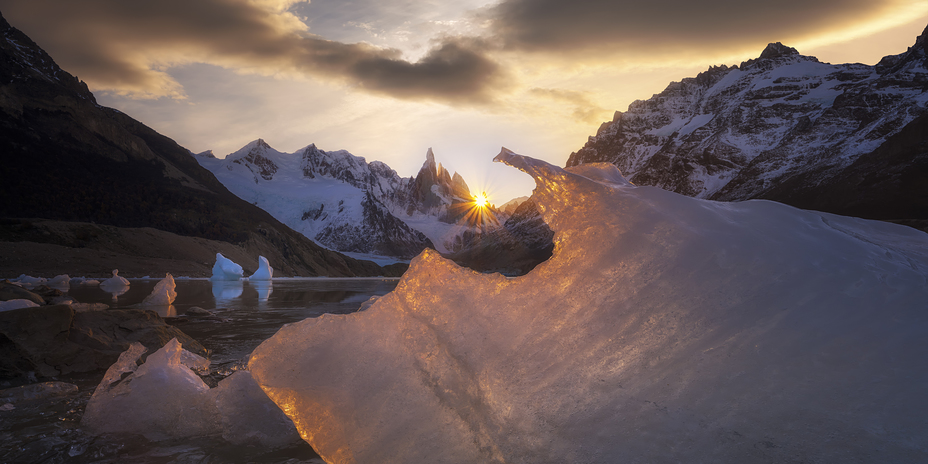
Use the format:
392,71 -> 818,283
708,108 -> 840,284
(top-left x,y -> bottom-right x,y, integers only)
100,269 -> 130,289
47,274 -> 70,291
141,274 -> 177,307
14,274 -> 46,287
211,253 -> 244,281
248,256 -> 273,281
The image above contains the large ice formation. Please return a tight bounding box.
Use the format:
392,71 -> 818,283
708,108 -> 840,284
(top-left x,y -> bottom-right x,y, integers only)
249,256 -> 273,281
211,253 -> 244,281
249,149 -> 928,463
82,339 -> 299,446
141,273 -> 177,306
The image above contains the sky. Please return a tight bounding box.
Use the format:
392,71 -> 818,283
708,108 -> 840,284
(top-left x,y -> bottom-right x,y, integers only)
1,0 -> 926,204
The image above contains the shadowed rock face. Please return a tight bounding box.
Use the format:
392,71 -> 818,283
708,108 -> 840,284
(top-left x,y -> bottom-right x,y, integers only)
567,26 -> 928,230
0,12 -> 389,277
0,304 -> 207,382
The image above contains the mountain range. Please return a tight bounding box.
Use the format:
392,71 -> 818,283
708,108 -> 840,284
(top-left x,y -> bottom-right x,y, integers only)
195,140 -> 555,273
0,11 -> 397,278
567,27 -> 928,230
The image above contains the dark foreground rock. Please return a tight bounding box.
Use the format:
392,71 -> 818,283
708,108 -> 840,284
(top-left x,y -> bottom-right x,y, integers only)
0,304 -> 206,382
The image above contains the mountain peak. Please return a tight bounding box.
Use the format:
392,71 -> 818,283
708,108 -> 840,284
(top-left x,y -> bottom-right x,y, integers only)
759,42 -> 800,60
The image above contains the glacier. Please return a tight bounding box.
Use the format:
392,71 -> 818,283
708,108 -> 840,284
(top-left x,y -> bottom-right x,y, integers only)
246,150 -> 928,463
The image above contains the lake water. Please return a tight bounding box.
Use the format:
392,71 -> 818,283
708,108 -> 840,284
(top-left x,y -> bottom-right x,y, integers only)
0,277 -> 400,463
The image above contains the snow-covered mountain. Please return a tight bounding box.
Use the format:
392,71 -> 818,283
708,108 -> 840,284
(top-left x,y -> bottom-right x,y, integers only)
195,141 -> 501,259
568,27 -> 928,225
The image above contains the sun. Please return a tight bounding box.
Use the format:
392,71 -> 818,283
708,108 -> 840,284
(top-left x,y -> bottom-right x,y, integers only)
474,191 -> 490,208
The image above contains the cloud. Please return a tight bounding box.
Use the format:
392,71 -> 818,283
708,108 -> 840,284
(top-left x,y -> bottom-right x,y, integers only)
484,0 -> 918,58
529,88 -> 609,124
0,0 -> 507,104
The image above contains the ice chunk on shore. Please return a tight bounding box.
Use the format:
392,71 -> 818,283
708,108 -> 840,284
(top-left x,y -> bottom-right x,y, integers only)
82,339 -> 217,441
249,149 -> 928,463
248,256 -> 273,281
83,339 -> 299,447
211,253 -> 244,281
0,299 -> 40,311
141,273 -> 177,306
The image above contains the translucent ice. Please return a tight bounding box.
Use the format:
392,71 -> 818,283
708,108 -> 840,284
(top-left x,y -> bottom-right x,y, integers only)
249,256 -> 274,281
0,299 -> 40,311
99,269 -> 130,289
14,274 -> 46,287
82,339 -> 218,441
47,274 -> 70,291
211,253 -> 244,281
249,149 -> 928,463
141,273 -> 177,306
83,339 -> 298,447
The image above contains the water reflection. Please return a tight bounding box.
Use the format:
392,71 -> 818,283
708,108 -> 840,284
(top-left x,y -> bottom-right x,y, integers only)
147,305 -> 177,318
251,281 -> 273,303
212,280 -> 244,305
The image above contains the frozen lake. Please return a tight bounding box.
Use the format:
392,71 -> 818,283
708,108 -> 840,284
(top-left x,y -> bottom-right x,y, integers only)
0,277 -> 400,463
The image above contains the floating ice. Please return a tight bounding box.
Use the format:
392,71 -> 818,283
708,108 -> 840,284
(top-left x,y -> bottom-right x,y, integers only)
47,274 -> 70,291
14,274 -> 46,287
82,339 -> 299,447
99,269 -> 129,289
249,256 -> 273,281
211,253 -> 244,281
141,273 -> 177,307
0,299 -> 40,311
249,149 -> 928,463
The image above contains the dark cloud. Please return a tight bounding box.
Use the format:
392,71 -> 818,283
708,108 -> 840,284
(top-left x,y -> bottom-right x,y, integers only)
485,0 -> 903,56
0,0 -> 506,104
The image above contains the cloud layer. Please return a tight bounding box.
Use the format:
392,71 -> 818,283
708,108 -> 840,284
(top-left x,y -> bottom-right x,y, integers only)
486,0 -> 913,57
0,0 -> 505,103
0,0 -> 920,104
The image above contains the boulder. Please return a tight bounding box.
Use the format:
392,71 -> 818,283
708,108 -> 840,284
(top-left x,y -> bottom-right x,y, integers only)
0,304 -> 208,382
0,281 -> 44,305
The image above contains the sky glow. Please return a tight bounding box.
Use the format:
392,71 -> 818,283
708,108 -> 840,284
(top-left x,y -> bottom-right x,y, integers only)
0,0 -> 925,202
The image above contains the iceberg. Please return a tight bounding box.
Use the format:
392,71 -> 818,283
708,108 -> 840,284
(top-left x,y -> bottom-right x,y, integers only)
141,273 -> 177,307
211,253 -> 244,281
248,150 -> 928,463
248,255 -> 273,281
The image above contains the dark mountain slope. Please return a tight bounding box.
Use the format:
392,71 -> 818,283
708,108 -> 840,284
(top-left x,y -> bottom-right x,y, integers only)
0,11 -> 390,277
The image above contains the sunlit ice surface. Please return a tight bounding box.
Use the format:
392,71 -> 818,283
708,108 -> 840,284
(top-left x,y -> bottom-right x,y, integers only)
249,149 -> 928,463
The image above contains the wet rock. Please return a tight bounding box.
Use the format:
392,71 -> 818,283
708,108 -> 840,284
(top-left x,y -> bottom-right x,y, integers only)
0,281 -> 44,305
185,306 -> 214,317
0,381 -> 77,404
0,304 -> 208,382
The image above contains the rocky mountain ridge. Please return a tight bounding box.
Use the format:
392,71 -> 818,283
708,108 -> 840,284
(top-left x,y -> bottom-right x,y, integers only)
196,141 -> 510,259
567,26 -> 928,226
